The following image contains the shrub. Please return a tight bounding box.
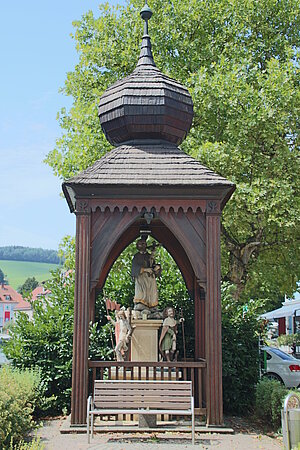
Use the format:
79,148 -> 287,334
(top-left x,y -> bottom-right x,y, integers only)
277,334 -> 300,347
222,283 -> 262,414
255,378 -> 278,423
255,378 -> 299,429
4,269 -> 74,415
9,438 -> 44,450
0,366 -> 42,449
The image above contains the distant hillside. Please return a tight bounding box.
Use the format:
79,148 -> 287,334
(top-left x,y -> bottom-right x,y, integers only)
0,246 -> 61,264
0,260 -> 59,290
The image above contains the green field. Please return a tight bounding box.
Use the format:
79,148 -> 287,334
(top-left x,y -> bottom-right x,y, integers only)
0,260 -> 60,290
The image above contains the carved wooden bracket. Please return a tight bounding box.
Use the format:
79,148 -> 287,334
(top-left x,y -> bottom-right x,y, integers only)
196,279 -> 207,293
206,200 -> 221,215
75,200 -> 91,215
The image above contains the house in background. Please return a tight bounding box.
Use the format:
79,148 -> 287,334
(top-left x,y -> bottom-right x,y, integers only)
0,283 -> 53,332
261,291 -> 300,336
31,285 -> 51,302
0,284 -> 31,331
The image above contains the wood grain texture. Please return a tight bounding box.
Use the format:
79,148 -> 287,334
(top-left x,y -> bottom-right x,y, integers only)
71,212 -> 91,425
205,211 -> 223,426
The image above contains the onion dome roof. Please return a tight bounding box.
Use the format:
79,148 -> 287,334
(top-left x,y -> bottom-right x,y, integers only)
98,2 -> 193,146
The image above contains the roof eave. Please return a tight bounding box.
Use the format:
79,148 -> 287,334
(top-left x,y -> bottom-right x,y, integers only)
62,181 -> 235,213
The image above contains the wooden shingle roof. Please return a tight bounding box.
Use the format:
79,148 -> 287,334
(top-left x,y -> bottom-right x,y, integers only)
65,143 -> 233,187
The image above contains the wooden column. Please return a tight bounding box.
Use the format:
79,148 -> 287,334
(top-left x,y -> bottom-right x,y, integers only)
194,278 -> 205,360
71,201 -> 91,425
205,201 -> 223,426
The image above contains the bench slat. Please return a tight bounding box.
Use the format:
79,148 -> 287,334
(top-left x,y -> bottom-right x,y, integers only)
94,381 -> 191,390
90,409 -> 192,415
94,401 -> 191,409
94,389 -> 191,397
94,393 -> 191,400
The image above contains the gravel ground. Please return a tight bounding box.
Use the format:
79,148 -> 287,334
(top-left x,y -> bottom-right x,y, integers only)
33,418 -> 283,450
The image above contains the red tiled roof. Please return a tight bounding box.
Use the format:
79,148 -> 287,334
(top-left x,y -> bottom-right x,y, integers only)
0,284 -> 31,310
31,286 -> 51,301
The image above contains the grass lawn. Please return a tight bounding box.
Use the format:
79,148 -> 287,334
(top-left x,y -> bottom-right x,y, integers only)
0,260 -> 60,290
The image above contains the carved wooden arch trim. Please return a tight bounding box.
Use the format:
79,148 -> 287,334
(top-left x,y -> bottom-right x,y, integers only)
90,208 -> 141,290
90,213 -> 205,295
159,208 -> 207,283
90,204 -> 207,293
93,221 -> 196,296
89,198 -> 206,214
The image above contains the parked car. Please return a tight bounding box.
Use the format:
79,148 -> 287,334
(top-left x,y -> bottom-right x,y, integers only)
0,334 -> 10,367
261,346 -> 300,388
0,348 -> 9,367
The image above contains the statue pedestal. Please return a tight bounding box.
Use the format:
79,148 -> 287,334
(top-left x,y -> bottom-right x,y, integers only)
131,319 -> 162,428
131,319 -> 163,362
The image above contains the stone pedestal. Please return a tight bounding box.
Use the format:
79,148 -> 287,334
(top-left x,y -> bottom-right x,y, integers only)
131,319 -> 163,362
130,319 -> 163,428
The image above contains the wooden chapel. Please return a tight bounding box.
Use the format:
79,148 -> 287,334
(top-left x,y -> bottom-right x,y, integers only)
63,1 -> 235,427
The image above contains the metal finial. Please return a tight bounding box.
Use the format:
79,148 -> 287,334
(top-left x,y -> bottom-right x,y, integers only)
140,0 -> 153,35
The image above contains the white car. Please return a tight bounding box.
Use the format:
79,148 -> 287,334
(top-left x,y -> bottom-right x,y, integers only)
261,346 -> 300,388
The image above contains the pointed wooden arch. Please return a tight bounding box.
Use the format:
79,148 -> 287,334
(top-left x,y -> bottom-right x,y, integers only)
71,198 -> 223,427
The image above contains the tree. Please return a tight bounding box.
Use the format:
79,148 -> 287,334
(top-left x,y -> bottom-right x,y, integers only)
18,277 -> 39,295
0,268 -> 5,284
5,269 -> 75,414
45,0 -> 300,303
0,246 -> 61,264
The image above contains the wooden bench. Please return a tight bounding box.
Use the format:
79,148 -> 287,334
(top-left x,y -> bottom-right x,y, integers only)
87,379 -> 195,444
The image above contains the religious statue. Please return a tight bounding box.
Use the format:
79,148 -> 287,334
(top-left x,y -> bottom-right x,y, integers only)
159,307 -> 184,361
107,309 -> 133,361
131,238 -> 162,319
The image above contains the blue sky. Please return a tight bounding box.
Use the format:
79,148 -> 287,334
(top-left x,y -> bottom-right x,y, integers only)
0,1 -> 120,250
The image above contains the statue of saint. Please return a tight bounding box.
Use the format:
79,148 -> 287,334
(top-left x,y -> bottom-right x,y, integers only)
107,309 -> 132,361
159,307 -> 183,361
131,239 -> 162,318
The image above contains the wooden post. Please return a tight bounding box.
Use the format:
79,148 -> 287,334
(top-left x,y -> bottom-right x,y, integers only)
205,201 -> 223,426
194,278 -> 205,360
71,201 -> 91,425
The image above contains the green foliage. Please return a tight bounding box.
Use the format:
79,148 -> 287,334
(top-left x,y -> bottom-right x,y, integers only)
9,438 -> 44,450
0,246 -> 61,264
222,283 -> 262,414
4,269 -> 75,415
277,333 -> 300,346
0,267 -> 5,283
255,379 -> 278,423
18,277 -> 39,295
58,236 -> 76,271
0,366 -> 43,449
45,0 -> 300,303
255,378 -> 298,429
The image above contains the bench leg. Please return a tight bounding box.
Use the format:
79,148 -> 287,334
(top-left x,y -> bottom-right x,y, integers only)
87,395 -> 92,444
91,413 -> 94,440
191,397 -> 195,445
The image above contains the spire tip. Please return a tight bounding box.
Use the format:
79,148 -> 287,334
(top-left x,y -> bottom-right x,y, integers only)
140,1 -> 153,23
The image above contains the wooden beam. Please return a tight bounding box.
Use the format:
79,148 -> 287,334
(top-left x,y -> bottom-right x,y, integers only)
195,278 -> 205,360
71,204 -> 91,425
205,201 -> 223,426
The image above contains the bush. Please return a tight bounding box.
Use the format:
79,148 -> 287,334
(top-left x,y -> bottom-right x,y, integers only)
9,438 -> 44,450
222,283 -> 262,414
255,378 -> 299,429
4,269 -> 74,415
0,366 -> 42,449
277,334 -> 300,346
